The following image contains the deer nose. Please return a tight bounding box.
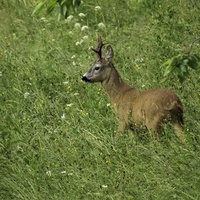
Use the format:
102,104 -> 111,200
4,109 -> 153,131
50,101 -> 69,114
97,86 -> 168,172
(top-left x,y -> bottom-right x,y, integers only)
82,76 -> 90,82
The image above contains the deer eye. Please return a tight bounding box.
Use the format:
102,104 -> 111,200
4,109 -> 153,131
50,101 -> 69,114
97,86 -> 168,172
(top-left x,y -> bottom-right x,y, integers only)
94,67 -> 100,71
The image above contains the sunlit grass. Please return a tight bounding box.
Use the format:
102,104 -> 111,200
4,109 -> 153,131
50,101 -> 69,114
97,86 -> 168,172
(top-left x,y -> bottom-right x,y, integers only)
0,0 -> 200,199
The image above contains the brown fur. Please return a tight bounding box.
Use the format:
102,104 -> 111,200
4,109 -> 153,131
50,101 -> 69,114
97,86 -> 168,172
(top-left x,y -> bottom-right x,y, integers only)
82,38 -> 185,143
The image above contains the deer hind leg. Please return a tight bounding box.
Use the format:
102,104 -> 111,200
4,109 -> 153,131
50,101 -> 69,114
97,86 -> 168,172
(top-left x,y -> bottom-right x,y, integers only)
146,119 -> 163,142
174,123 -> 185,143
173,121 -> 186,144
114,120 -> 127,141
171,112 -> 186,144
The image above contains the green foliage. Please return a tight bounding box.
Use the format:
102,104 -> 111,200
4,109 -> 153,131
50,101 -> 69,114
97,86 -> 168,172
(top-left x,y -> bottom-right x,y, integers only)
32,0 -> 81,19
1,0 -> 200,199
161,40 -> 200,82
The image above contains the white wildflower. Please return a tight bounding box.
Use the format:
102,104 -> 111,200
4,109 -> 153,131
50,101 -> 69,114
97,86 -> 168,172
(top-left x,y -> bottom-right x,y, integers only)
74,23 -> 81,29
0,71 -> 2,76
140,58 -> 144,62
16,145 -> 23,152
66,103 -> 73,107
72,61 -> 76,66
78,13 -> 86,18
40,17 -> 48,22
63,81 -> 69,85
81,25 -> 89,31
74,92 -> 79,96
136,58 -> 144,63
66,15 -> 74,22
46,171 -> 51,177
83,35 -> 89,40
24,92 -> 30,98
61,113 -> 66,119
106,103 -> 110,107
98,22 -> 105,29
75,41 -> 80,46
61,171 -> 67,174
71,55 -> 76,59
95,6 -> 101,11
68,172 -> 73,176
142,84 -> 145,88
75,39 -> 83,46
101,185 -> 108,188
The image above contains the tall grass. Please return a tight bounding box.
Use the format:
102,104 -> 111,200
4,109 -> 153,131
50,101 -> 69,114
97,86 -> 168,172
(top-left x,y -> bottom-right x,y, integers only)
0,0 -> 200,199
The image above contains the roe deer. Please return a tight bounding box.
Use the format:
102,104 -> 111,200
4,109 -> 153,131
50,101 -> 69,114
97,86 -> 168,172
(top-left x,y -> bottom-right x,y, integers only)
82,37 -> 185,143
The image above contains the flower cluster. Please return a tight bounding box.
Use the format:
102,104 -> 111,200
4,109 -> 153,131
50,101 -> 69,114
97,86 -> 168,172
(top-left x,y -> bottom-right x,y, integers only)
46,170 -> 74,177
65,5 -> 105,33
57,5 -> 106,121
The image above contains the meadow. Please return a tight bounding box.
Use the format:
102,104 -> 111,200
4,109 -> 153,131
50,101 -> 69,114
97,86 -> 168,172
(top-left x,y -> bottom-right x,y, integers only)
0,0 -> 200,199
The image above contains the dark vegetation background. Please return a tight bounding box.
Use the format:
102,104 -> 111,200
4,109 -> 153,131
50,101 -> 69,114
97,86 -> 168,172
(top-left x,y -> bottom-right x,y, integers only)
0,0 -> 200,199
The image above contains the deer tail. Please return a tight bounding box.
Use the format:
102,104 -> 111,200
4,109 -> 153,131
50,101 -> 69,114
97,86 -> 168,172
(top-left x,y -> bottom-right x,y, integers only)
165,101 -> 184,125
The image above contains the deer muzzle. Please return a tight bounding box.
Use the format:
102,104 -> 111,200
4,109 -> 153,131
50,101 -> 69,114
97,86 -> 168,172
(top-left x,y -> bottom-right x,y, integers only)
82,75 -> 91,82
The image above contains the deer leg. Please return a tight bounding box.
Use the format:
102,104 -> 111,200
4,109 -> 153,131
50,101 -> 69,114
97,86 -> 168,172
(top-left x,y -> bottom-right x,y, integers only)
149,128 -> 161,142
146,120 -> 162,142
114,121 -> 127,141
118,121 -> 126,132
173,122 -> 186,144
171,111 -> 186,144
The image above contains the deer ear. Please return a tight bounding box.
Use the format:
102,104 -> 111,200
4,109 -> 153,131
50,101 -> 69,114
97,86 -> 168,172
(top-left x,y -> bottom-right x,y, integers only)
105,45 -> 114,61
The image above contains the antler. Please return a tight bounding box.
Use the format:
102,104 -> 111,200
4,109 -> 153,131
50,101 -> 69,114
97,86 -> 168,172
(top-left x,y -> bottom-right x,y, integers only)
91,36 -> 105,59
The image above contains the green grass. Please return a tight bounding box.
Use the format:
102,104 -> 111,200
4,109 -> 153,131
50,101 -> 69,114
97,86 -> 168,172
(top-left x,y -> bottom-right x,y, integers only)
0,0 -> 200,199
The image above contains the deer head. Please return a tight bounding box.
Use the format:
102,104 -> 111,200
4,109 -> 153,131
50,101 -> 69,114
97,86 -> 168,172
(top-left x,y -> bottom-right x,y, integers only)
82,37 -> 114,83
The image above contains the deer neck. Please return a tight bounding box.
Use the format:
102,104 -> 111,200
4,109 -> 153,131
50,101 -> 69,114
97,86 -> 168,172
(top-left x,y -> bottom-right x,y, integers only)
102,66 -> 131,104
